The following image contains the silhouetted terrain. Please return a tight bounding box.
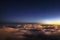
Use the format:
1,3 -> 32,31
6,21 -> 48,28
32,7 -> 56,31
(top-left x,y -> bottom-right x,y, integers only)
0,28 -> 60,40
0,23 -> 60,40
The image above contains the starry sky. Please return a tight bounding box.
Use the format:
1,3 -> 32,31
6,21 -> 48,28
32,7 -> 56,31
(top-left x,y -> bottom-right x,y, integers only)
1,0 -> 60,23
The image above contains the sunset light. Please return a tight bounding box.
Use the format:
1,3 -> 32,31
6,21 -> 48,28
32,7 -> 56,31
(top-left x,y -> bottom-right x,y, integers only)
43,22 -> 60,25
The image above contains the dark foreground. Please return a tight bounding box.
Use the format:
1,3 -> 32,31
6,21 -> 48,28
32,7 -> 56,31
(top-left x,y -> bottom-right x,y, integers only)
4,34 -> 60,40
0,23 -> 60,40
0,28 -> 60,40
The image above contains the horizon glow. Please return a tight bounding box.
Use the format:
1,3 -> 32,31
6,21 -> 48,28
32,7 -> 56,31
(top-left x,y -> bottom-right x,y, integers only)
42,18 -> 60,25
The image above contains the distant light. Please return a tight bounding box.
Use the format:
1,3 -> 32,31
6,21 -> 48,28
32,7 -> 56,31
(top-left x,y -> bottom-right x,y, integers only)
42,18 -> 60,25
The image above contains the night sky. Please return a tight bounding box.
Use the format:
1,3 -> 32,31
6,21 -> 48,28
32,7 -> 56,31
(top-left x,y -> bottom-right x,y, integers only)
1,0 -> 60,23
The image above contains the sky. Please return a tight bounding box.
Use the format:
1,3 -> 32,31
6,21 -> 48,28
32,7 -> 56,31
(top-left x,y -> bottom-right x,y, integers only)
1,0 -> 60,23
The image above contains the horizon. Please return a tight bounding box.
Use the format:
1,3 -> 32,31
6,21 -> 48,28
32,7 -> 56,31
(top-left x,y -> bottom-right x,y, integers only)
1,0 -> 60,25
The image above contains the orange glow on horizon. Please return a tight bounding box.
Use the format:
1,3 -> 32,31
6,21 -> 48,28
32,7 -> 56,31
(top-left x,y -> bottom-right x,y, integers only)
43,22 -> 60,25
